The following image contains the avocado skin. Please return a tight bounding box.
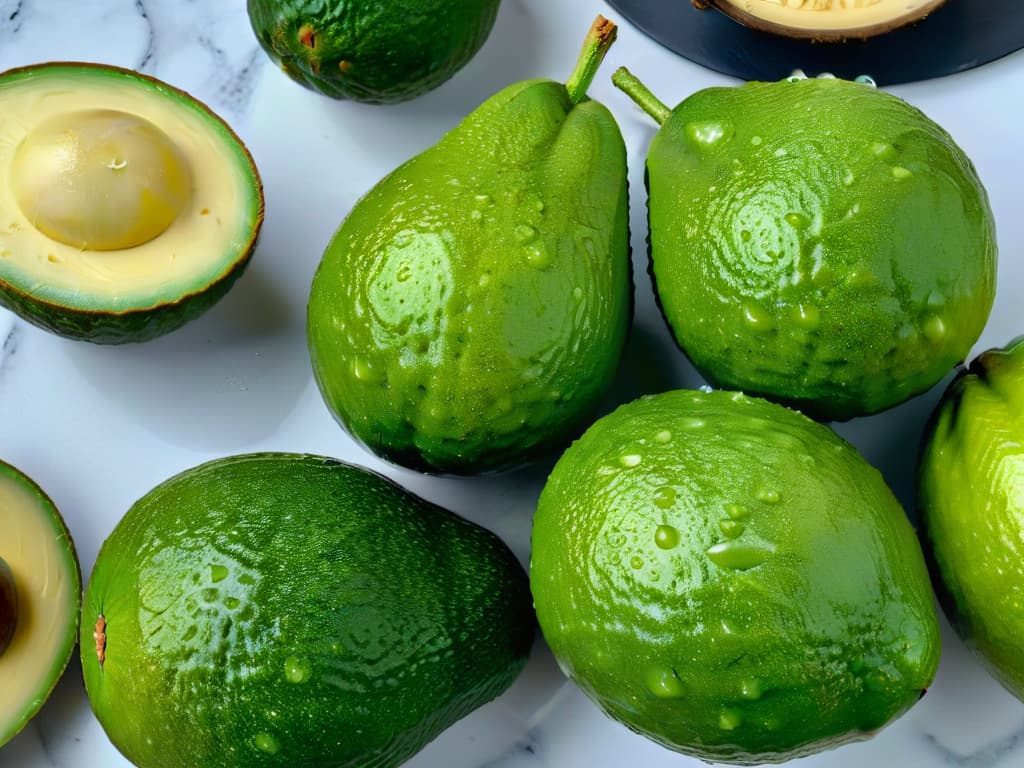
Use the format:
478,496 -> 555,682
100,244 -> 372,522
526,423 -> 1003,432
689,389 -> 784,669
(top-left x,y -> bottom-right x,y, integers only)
81,453 -> 535,768
307,77 -> 630,474
0,248 -> 256,343
919,336 -> 1024,700
248,0 -> 500,103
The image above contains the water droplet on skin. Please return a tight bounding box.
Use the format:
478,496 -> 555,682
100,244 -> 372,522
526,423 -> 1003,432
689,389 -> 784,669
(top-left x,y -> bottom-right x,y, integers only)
620,454 -> 642,468
756,488 -> 781,504
871,142 -> 895,159
653,430 -> 672,443
892,166 -> 912,180
630,556 -> 644,570
787,69 -> 807,82
210,564 -> 229,583
855,74 -> 877,87
396,264 -> 412,282
741,679 -> 763,700
743,302 -> 775,332
774,148 -> 787,158
740,229 -> 752,242
352,357 -> 385,384
645,667 -> 685,699
685,121 -> 734,148
655,525 -> 680,550
653,486 -> 677,509
926,290 -> 945,308
750,136 -> 762,146
514,224 -> 538,244
527,194 -> 545,213
725,503 -> 749,520
679,417 -> 705,430
923,315 -> 947,342
605,529 -> 627,547
201,588 -> 218,603
707,541 -> 774,570
719,520 -> 745,539
525,243 -> 552,269
794,303 -> 820,330
699,384 -> 714,394
254,733 -> 280,755
470,210 -> 483,222
843,169 -> 856,186
719,707 -> 744,730
473,193 -> 493,208
573,286 -> 584,301
785,212 -> 810,230
284,656 -> 312,684
223,597 -> 241,610
816,71 -> 836,79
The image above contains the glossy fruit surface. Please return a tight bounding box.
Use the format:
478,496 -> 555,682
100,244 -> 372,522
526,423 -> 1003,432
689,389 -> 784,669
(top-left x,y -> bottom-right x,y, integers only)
919,336 -> 1024,700
82,453 -> 534,768
308,19 -> 630,473
248,0 -> 501,103
615,71 -> 996,421
532,389 -> 940,764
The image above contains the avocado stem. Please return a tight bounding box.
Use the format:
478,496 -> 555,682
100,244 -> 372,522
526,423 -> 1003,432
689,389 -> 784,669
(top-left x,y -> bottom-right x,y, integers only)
565,16 -> 617,106
612,67 -> 671,126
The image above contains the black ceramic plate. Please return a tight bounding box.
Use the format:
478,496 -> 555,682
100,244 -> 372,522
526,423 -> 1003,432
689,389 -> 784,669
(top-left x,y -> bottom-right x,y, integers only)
606,0 -> 1024,85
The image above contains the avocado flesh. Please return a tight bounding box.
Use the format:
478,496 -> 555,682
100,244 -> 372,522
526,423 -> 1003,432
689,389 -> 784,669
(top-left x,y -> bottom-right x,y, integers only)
82,454 -> 535,768
0,63 -> 263,343
919,336 -> 1024,699
709,0 -> 946,40
0,461 -> 81,748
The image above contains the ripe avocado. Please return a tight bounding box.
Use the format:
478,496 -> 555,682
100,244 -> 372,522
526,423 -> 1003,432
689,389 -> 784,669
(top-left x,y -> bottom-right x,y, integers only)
919,336 -> 1024,700
531,390 -> 941,764
0,63 -> 264,343
0,460 -> 81,748
248,0 -> 501,103
81,453 -> 535,768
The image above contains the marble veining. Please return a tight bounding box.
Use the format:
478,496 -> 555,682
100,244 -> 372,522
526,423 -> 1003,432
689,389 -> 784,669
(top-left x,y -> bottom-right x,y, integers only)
0,1 -> 1022,767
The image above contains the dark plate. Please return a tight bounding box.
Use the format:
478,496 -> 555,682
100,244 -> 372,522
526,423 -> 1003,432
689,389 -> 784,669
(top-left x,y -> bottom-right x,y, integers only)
606,0 -> 1024,85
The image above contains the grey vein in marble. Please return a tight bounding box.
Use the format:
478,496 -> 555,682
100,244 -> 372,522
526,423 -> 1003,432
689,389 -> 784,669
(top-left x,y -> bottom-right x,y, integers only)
478,729 -> 547,768
926,722 -> 1024,768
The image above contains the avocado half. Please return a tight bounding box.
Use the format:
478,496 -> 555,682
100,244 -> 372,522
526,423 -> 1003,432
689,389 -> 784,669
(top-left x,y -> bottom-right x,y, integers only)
0,63 -> 264,344
0,460 -> 81,747
697,0 -> 946,41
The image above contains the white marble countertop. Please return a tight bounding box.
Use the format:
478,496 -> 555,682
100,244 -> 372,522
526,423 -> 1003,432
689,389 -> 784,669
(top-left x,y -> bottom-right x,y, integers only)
0,1 -> 1022,767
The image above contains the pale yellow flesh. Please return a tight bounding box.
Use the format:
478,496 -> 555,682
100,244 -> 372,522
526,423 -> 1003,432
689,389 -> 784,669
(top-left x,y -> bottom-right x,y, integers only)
0,475 -> 77,741
718,0 -> 943,35
0,75 -> 252,311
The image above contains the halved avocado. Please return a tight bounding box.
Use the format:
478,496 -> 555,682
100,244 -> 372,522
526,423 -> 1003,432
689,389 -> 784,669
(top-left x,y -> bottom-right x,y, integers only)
0,460 -> 81,747
0,63 -> 264,344
697,0 -> 946,41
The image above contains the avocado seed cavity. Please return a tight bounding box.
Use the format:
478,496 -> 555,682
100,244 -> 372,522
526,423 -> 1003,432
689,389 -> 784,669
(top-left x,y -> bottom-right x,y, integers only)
10,109 -> 193,251
0,556 -> 17,656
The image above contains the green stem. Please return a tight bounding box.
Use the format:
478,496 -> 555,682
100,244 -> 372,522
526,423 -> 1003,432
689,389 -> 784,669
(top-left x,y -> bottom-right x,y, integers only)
612,66 -> 671,125
565,16 -> 618,105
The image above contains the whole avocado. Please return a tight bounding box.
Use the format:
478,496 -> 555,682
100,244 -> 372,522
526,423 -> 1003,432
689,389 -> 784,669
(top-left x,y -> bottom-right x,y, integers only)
531,389 -> 941,764
247,0 -> 501,103
919,336 -> 1024,700
81,454 -> 534,768
307,18 -> 630,473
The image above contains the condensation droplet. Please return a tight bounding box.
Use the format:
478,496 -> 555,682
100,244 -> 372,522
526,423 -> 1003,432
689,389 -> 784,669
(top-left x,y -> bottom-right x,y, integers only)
620,454 -> 642,468
756,488 -> 781,504
923,315 -> 947,342
653,430 -> 672,443
655,525 -> 680,550
653,486 -> 677,509
254,733 -> 280,755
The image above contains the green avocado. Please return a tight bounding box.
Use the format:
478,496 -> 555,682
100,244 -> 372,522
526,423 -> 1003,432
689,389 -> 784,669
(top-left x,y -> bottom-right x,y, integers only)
248,0 -> 501,103
82,453 -> 535,768
919,336 -> 1024,700
0,62 -> 263,344
308,18 -> 630,473
612,69 -> 996,421
0,460 -> 81,748
531,389 -> 940,764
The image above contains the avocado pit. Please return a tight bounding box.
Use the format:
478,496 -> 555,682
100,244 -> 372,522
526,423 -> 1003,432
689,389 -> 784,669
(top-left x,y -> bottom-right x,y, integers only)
0,556 -> 17,656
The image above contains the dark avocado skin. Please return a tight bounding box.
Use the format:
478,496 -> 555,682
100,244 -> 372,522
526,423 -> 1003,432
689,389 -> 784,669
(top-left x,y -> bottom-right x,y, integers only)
248,0 -> 501,103
0,557 -> 16,656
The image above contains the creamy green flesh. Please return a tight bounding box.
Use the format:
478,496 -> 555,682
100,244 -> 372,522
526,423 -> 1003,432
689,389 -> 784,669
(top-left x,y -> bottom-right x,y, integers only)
0,66 -> 260,312
0,464 -> 80,747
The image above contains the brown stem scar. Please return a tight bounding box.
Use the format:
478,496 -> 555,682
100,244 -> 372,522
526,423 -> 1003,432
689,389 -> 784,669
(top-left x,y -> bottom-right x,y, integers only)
94,615 -> 107,668
298,25 -> 316,49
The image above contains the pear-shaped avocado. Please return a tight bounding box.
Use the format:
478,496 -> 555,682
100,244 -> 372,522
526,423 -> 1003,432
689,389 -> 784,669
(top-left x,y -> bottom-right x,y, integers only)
0,460 -> 81,748
308,18 -> 631,474
82,453 -> 534,768
532,389 -> 941,764
248,0 -> 501,103
919,336 -> 1024,700
612,69 -> 996,421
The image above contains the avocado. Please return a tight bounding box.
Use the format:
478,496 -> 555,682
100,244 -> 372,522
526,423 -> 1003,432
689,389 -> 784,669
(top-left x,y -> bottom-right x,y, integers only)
307,17 -> 631,473
0,460 -> 81,748
82,453 -> 535,768
919,336 -> 1024,700
248,0 -> 501,103
612,69 -> 996,421
0,62 -> 264,344
531,389 -> 941,764
696,0 -> 946,41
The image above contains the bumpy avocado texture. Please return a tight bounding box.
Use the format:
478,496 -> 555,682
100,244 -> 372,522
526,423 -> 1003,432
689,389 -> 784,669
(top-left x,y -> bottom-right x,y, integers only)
0,62 -> 264,343
248,0 -> 501,103
0,460 -> 81,748
82,453 -> 535,768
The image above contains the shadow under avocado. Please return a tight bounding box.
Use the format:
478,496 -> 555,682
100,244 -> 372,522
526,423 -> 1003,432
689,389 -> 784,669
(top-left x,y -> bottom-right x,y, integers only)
66,260 -> 310,452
